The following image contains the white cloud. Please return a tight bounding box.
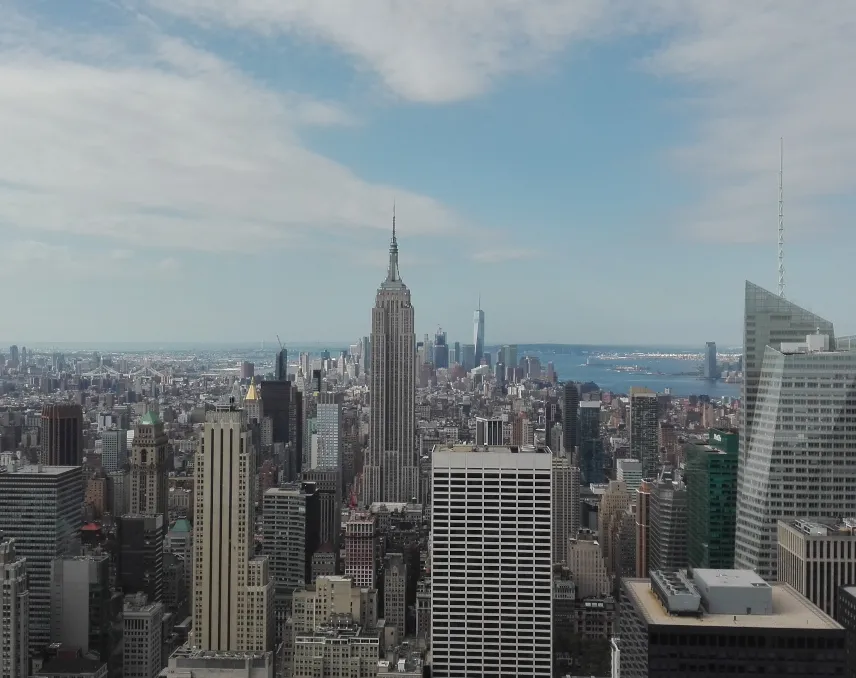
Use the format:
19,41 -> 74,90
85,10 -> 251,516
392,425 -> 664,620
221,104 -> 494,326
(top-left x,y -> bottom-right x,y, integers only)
472,248 -> 537,264
145,0 -> 856,243
0,8 -> 464,254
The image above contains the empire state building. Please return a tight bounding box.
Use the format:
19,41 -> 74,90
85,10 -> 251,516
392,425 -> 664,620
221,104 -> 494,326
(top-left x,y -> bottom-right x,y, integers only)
363,215 -> 416,505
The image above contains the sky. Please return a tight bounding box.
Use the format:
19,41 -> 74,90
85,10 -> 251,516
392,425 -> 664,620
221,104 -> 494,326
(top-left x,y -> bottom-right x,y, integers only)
0,1 -> 854,347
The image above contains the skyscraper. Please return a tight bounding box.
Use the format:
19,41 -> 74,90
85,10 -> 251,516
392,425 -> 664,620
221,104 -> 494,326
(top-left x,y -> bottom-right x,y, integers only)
101,429 -> 128,473
561,382 -> 580,458
364,217 -> 416,505
648,474 -> 688,572
735,329 -> 856,581
315,392 -> 343,469
552,451 -> 581,565
117,514 -> 164,603
129,411 -> 168,520
460,344 -> 476,371
432,328 -> 449,369
275,347 -> 288,381
473,298 -> 485,366
0,464 -> 83,653
0,536 -> 28,678
431,444 -> 552,677
192,407 -> 273,652
703,341 -> 718,379
629,387 -> 659,478
40,403 -> 83,466
579,400 -> 604,483
741,281 -> 834,458
263,483 -> 320,643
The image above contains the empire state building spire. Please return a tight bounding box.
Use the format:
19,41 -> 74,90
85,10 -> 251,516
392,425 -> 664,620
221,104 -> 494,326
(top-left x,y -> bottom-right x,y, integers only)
386,205 -> 401,284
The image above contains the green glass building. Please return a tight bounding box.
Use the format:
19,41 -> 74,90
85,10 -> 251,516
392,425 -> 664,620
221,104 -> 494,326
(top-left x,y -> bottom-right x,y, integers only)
685,428 -> 738,569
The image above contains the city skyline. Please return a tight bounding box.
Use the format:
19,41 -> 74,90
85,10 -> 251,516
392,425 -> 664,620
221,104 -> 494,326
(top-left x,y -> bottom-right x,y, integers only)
1,2 -> 854,344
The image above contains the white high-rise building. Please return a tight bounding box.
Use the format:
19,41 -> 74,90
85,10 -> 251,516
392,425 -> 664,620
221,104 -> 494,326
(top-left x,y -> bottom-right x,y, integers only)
0,464 -> 82,653
123,594 -> 164,678
735,330 -> 856,581
617,458 -> 643,493
192,407 -> 273,652
102,429 -> 128,473
473,299 -> 485,366
0,536 -> 28,678
315,392 -> 343,469
364,217 -> 416,505
431,444 -> 553,677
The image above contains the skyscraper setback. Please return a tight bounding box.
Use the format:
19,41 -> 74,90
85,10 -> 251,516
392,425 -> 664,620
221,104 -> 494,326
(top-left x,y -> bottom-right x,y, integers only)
364,217 -> 416,505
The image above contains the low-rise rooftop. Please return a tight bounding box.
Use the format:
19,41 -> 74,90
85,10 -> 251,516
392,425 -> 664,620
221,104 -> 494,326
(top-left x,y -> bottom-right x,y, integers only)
625,578 -> 841,630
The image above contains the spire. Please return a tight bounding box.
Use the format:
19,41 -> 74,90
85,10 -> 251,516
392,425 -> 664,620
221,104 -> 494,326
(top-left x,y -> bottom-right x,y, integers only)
244,376 -> 259,402
386,203 -> 400,283
478,293 -> 481,311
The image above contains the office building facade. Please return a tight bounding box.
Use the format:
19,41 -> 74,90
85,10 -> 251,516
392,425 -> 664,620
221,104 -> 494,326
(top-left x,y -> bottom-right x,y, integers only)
431,445 -> 552,677
552,451 -> 581,565
686,429 -> 738,569
0,464 -> 83,653
736,331 -> 856,581
117,514 -> 164,603
129,411 -> 168,520
193,407 -> 273,652
648,475 -> 688,572
101,429 -> 129,473
0,536 -> 28,678
123,594 -> 164,678
40,403 -> 83,466
579,400 -> 604,484
562,382 -> 580,457
629,387 -> 660,478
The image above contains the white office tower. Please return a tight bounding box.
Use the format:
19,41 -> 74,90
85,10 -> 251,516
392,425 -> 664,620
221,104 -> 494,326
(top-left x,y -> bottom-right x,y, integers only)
315,392 -> 343,469
741,281 -> 835,459
123,593 -> 164,678
0,536 -> 28,678
192,407 -> 273,652
473,300 -> 485,366
617,458 -> 643,493
552,450 -> 581,565
431,444 -> 553,677
735,330 -> 856,581
364,217 -> 416,505
101,429 -> 128,473
0,464 -> 82,653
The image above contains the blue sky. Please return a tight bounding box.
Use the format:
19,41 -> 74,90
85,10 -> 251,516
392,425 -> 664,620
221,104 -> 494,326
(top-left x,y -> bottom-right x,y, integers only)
0,1 -> 854,347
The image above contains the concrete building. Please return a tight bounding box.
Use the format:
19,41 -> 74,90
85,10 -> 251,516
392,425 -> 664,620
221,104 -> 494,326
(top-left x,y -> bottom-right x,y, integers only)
262,483 -> 320,643
777,518 -> 856,619
552,450 -> 581,565
165,519 -> 193,585
192,407 -> 273,652
40,403 -> 83,466
736,330 -> 856,581
0,536 -> 28,678
123,593 -> 164,678
344,512 -> 379,589
0,464 -> 83,653
431,444 -> 552,677
685,429 -> 738,569
315,392 -> 343,469
598,480 -> 631,575
649,475 -> 688,572
629,387 -> 659,478
101,429 -> 128,473
568,532 -> 610,599
161,646 -> 273,678
129,412 -> 168,519
292,622 -> 379,678
290,576 -> 376,634
50,554 -> 124,678
619,569 -> 845,677
364,218 -> 417,505
635,480 -> 652,578
383,553 -> 406,642
616,458 -> 643,493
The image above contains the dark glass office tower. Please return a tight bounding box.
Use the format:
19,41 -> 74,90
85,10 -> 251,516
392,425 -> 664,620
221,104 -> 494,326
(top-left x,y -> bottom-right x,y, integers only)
578,401 -> 605,484
275,348 -> 288,381
117,514 -> 164,604
40,403 -> 83,466
561,382 -> 579,457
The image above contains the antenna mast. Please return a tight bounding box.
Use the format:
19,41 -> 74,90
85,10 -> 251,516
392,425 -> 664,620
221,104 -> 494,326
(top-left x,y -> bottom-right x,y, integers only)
778,137 -> 785,298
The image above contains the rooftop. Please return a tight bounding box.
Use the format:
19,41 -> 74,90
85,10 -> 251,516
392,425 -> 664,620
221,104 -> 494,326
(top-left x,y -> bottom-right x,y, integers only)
781,517 -> 856,537
170,518 -> 192,533
437,444 -> 550,454
625,579 -> 841,630
0,464 -> 80,476
139,410 -> 160,425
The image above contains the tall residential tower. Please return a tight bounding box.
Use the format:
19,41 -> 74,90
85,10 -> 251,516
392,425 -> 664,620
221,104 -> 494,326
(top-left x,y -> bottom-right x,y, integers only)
364,216 -> 416,505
